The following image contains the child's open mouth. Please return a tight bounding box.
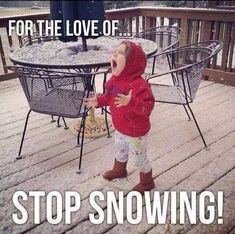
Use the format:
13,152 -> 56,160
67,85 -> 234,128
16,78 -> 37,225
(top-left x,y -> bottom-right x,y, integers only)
112,60 -> 117,68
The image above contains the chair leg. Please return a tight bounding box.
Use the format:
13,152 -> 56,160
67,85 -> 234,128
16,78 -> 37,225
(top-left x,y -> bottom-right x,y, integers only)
183,105 -> 191,121
77,115 -> 86,174
151,56 -> 156,75
51,115 -> 56,123
57,116 -> 61,127
17,110 -> 31,160
104,107 -> 111,138
62,117 -> 69,130
187,104 -> 208,149
76,117 -> 85,147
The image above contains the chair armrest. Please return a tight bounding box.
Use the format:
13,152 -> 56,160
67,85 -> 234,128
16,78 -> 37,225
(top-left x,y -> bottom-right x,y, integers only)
148,50 -> 171,59
146,68 -> 183,82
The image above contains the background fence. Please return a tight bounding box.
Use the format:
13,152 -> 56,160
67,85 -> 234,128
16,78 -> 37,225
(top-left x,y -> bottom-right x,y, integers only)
0,7 -> 234,85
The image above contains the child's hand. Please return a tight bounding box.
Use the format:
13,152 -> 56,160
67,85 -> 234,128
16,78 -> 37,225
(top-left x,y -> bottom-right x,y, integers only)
115,90 -> 132,107
83,95 -> 98,108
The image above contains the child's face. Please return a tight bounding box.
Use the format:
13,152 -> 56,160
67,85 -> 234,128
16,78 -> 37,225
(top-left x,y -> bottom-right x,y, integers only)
111,44 -> 127,76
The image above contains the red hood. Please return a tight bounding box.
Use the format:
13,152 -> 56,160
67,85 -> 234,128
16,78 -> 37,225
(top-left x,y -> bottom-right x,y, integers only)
113,41 -> 147,81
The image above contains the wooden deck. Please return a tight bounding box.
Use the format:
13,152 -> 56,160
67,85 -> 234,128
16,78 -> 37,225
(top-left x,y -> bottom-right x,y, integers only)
0,78 -> 234,234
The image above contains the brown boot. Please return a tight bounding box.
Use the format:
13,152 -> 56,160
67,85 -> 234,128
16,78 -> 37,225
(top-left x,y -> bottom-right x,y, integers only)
103,159 -> 128,181
133,170 -> 155,195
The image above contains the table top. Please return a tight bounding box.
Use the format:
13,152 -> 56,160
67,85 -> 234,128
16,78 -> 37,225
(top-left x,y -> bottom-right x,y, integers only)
10,36 -> 158,69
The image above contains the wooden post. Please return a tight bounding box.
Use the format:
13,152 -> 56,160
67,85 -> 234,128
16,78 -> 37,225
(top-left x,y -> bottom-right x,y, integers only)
200,20 -> 212,41
211,21 -> 220,69
136,16 -> 139,34
200,20 -> 212,79
221,22 -> 232,71
228,23 -> 235,72
0,35 -> 8,73
180,19 -> 190,46
146,17 -> 155,29
146,17 -> 155,41
142,16 -> 146,31
128,17 -> 133,36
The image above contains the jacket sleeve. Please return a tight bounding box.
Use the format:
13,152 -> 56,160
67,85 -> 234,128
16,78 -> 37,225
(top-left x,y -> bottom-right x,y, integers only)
96,78 -> 113,108
125,85 -> 155,117
96,93 -> 110,108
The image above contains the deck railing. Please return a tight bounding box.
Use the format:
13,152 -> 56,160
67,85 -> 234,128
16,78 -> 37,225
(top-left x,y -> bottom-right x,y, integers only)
0,7 -> 234,85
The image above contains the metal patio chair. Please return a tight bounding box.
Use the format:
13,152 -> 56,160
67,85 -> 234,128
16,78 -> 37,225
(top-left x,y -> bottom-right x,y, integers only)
20,32 -> 70,128
146,41 -> 223,149
134,25 -> 183,74
7,65 -> 110,173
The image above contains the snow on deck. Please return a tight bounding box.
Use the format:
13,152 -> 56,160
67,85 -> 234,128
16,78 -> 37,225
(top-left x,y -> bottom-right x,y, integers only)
0,76 -> 234,233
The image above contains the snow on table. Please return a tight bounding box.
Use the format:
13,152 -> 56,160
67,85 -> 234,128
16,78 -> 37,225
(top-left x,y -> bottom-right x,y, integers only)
10,36 -> 158,67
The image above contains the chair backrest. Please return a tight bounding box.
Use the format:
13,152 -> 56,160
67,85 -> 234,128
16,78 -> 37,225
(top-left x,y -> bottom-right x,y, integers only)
134,25 -> 183,53
151,40 -> 223,74
149,41 -> 222,102
179,40 -> 223,56
177,41 -> 223,101
135,26 -> 182,75
21,32 -> 57,47
7,66 -> 108,118
174,47 -> 212,101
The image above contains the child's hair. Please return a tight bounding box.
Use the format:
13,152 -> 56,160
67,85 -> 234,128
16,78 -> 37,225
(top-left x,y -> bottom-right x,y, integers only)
120,41 -> 131,58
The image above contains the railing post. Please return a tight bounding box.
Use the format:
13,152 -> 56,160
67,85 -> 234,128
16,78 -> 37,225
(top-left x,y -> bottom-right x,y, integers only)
211,21 -> 220,69
0,35 -> 7,74
200,20 -> 212,41
221,22 -> 232,71
142,16 -> 146,31
200,20 -> 213,79
228,23 -> 235,72
128,17 -> 133,36
146,17 -> 156,29
146,17 -> 156,41
180,19 -> 190,46
135,16 -> 139,34
119,19 -> 125,35
191,20 -> 200,43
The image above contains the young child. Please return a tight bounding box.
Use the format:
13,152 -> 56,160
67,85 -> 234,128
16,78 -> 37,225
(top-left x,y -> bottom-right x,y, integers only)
85,41 -> 155,194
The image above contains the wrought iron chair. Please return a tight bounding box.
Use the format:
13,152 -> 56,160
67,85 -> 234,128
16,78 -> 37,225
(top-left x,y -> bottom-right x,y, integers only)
7,65 -> 110,173
134,25 -> 183,74
20,32 -> 73,128
20,32 -> 112,132
146,41 -> 223,149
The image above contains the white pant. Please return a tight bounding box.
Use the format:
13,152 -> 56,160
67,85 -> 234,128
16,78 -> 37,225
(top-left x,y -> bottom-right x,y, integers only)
115,130 -> 152,173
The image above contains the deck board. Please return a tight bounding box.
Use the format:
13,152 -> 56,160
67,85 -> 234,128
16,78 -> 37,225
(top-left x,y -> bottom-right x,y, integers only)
0,78 -> 234,233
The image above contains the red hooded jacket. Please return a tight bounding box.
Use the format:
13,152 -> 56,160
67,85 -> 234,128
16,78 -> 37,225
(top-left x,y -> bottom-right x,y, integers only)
97,41 -> 155,137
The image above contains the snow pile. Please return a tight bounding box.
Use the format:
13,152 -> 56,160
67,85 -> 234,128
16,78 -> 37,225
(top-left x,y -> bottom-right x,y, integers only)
10,36 -> 157,66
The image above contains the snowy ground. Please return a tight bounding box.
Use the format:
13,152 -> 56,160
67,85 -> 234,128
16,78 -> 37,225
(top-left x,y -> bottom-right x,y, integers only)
0,75 -> 234,233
